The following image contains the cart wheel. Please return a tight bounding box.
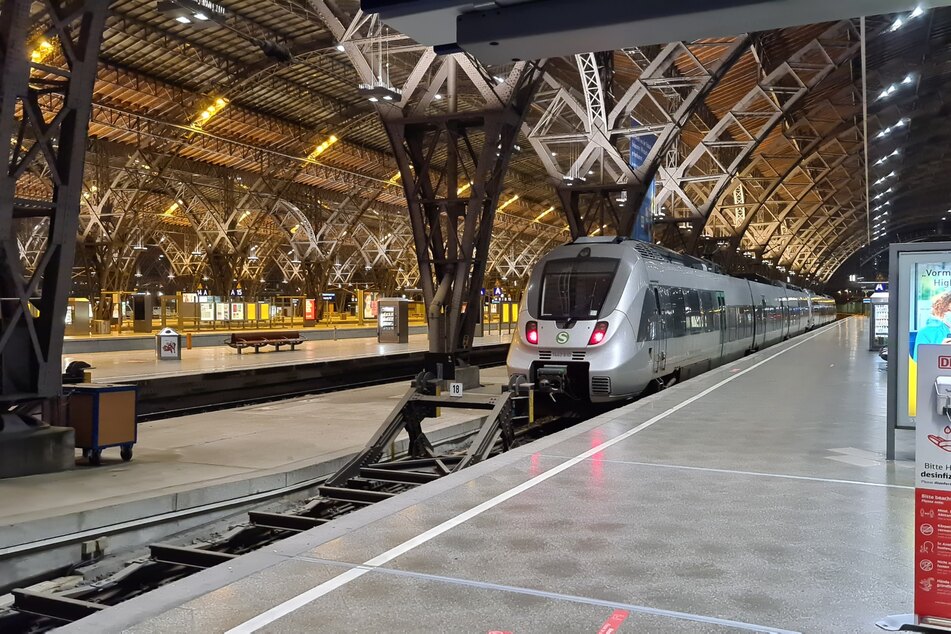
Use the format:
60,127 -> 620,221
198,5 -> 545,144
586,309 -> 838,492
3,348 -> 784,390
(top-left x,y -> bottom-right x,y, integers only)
89,450 -> 102,466
120,446 -> 133,462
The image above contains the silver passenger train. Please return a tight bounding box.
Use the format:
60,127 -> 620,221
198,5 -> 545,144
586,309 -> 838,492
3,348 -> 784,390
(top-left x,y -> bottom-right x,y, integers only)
507,237 -> 836,403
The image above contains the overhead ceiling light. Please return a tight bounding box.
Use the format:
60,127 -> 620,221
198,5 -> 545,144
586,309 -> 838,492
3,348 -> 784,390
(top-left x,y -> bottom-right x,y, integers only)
912,6 -> 925,18
434,93 -> 443,100
193,12 -> 208,20
175,15 -> 191,23
358,83 -> 402,103
903,74 -> 915,84
335,44 -> 345,52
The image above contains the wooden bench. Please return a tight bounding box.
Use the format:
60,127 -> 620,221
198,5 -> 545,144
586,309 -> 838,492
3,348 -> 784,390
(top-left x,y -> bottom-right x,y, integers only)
225,331 -> 304,354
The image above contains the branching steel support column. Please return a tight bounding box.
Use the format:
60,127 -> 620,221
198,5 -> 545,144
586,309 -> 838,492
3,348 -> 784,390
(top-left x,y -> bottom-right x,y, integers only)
0,0 -> 108,420
558,184 -> 646,240
382,65 -> 545,365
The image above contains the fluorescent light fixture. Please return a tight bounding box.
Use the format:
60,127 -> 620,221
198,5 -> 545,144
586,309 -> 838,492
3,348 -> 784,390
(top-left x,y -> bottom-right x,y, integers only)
336,44 -> 345,52
194,12 -> 208,20
890,18 -> 904,31
903,74 -> 915,84
175,15 -> 191,23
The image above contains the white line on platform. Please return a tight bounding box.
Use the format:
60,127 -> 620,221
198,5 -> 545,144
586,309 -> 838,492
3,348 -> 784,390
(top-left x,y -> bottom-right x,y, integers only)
225,321 -> 842,634
294,555 -> 802,633
547,458 -> 913,490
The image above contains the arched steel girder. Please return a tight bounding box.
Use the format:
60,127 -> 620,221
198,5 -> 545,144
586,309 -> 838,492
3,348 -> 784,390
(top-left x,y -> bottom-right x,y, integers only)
525,36 -> 751,197
737,145 -> 862,268
696,96 -> 861,261
808,215 -> 871,279
817,230 -> 870,280
722,111 -> 862,255
654,20 -> 862,251
782,201 -> 866,275
773,203 -> 864,279
766,161 -> 865,266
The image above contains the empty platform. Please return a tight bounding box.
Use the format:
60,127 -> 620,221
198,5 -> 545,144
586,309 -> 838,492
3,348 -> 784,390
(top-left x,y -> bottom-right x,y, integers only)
62,317 -> 912,633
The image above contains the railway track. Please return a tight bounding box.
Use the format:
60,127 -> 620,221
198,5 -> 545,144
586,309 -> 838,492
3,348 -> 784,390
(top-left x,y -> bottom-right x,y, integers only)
0,396 -> 592,633
131,342 -> 511,421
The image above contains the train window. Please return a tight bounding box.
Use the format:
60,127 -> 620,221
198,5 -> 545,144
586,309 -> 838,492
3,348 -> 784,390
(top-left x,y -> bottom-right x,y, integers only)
539,258 -> 619,321
637,288 -> 659,341
685,289 -> 702,334
668,287 -> 687,338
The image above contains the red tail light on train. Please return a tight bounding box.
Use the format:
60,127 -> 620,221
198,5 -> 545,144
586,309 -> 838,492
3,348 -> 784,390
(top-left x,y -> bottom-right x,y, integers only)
525,321 -> 539,345
588,321 -> 609,345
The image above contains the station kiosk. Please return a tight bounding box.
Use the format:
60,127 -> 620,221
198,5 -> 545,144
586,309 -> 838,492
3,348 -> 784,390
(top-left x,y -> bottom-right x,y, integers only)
377,298 -> 409,343
869,291 -> 888,351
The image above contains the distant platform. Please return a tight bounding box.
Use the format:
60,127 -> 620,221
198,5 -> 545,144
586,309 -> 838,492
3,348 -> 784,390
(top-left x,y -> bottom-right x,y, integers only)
62,323 -> 431,355
66,332 -> 512,384
63,317 -> 919,633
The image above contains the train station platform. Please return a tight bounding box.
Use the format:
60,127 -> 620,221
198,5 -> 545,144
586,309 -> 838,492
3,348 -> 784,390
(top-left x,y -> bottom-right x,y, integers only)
64,333 -> 511,418
61,316 -> 915,633
0,368 -> 510,593
62,323 -> 430,355
70,332 -> 511,383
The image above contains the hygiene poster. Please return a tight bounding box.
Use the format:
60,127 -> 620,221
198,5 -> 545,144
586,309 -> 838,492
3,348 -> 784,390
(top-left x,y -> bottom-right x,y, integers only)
914,344 -> 951,621
909,263 -> 951,419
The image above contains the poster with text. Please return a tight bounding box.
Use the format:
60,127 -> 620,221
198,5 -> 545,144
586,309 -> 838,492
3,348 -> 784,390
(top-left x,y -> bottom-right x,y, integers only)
910,264 -> 951,418
915,345 -> 951,620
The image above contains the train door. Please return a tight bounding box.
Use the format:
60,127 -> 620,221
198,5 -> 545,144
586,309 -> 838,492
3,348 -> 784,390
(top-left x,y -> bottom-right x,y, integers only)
782,299 -> 790,339
756,295 -> 767,349
717,291 -> 726,361
651,287 -> 667,373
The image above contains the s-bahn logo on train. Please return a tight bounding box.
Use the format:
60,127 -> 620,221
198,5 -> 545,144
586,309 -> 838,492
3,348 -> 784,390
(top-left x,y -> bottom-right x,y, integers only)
555,331 -> 570,344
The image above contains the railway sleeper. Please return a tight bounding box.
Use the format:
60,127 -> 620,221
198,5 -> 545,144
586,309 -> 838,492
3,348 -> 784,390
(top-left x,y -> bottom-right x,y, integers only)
248,512 -> 329,532
149,544 -> 237,569
318,485 -> 396,505
367,455 -> 463,470
12,589 -> 105,623
359,467 -> 442,485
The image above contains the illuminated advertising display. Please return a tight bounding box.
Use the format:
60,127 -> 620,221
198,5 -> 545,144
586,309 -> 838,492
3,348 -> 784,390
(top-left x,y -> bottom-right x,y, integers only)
909,263 -> 951,418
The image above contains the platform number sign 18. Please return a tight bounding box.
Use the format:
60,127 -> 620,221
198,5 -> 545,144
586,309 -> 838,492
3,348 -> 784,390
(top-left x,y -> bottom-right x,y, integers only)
449,382 -> 463,397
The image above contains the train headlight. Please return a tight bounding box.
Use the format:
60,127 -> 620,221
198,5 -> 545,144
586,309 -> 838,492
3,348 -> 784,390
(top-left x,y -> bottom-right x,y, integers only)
525,321 -> 539,345
588,321 -> 609,345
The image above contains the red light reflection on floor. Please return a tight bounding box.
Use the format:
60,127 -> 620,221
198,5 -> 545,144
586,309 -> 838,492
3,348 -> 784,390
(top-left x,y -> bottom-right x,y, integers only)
589,429 -> 605,485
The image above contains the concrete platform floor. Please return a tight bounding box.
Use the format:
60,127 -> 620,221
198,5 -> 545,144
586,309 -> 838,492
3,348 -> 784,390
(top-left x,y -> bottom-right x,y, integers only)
64,317 -> 918,634
67,332 -> 511,382
0,366 -> 509,550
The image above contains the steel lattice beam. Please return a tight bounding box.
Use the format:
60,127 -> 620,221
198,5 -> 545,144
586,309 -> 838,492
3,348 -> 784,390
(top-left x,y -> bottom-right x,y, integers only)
0,0 -> 108,412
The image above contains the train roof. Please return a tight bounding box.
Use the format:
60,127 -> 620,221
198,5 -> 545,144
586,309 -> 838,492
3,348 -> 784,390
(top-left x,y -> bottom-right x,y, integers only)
572,237 -> 722,274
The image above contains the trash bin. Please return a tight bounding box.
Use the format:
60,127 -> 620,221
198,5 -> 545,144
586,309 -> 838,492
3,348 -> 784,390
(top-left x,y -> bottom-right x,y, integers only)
156,327 -> 182,360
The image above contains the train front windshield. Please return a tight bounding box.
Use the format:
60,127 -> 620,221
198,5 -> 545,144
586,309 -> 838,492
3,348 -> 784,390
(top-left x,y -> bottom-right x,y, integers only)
539,258 -> 618,320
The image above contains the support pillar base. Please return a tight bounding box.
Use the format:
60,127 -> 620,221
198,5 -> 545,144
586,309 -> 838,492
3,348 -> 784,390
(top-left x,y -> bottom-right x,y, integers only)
450,365 -> 480,390
0,424 -> 74,479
